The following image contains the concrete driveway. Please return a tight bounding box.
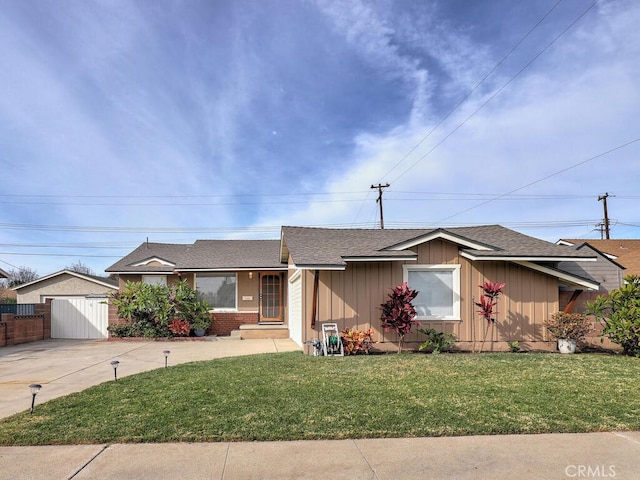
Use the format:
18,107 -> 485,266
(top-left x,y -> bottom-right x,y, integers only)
0,338 -> 300,419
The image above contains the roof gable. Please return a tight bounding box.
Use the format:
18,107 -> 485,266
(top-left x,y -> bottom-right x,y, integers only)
131,257 -> 176,267
383,228 -> 494,252
12,270 -> 118,291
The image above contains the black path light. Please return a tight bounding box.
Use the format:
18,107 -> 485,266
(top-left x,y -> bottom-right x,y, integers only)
28,384 -> 42,415
29,383 -> 42,415
163,350 -> 170,368
110,360 -> 120,382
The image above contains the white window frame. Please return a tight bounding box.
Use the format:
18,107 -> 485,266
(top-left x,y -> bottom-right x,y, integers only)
142,275 -> 167,286
403,264 -> 461,321
195,273 -> 238,312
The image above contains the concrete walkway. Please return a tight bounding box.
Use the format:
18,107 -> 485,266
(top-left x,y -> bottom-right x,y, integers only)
1,339 -> 640,479
1,431 -> 639,479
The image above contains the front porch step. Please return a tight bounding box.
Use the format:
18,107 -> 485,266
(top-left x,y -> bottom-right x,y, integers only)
232,324 -> 289,340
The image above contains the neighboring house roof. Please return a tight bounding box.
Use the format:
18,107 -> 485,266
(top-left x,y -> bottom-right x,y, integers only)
558,239 -> 640,276
106,240 -> 285,273
11,270 -> 118,291
0,268 -> 8,279
281,225 -> 596,268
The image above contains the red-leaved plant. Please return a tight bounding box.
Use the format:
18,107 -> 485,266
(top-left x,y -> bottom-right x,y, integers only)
474,281 -> 505,352
168,318 -> 190,336
341,328 -> 375,355
476,281 -> 506,324
380,282 -> 419,353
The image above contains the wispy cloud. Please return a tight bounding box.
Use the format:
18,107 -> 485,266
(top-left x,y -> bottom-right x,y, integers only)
0,0 -> 638,274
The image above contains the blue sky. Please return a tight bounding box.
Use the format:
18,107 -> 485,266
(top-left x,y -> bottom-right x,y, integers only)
1,0 -> 639,276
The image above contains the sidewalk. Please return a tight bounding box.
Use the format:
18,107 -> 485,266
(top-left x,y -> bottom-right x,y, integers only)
1,431 -> 639,479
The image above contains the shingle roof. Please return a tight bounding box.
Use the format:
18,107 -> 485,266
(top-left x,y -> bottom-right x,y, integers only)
282,225 -> 595,267
12,270 -> 118,290
105,240 -> 284,273
107,226 -> 597,274
560,239 -> 640,276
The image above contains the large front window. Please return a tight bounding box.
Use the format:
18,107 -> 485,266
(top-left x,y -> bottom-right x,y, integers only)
404,265 -> 461,320
196,274 -> 237,310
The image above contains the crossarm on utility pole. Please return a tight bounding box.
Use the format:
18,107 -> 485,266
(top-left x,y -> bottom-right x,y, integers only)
598,192 -> 611,240
371,183 -> 390,229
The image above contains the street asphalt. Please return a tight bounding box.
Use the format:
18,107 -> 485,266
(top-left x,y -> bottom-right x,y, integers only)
1,339 -> 639,479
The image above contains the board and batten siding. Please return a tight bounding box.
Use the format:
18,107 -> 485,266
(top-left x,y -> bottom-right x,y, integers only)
299,239 -> 560,348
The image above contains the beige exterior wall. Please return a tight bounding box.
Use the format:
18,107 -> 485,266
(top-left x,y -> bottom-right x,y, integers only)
16,274 -> 116,303
297,239 -> 560,350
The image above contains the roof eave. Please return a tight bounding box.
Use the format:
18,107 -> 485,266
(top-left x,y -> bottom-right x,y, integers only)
513,261 -> 600,290
460,251 -> 597,262
287,264 -> 346,271
342,255 -> 418,262
178,267 -> 287,272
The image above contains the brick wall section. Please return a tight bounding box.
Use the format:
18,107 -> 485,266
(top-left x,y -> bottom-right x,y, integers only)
108,302 -> 119,337
0,301 -> 51,347
211,312 -> 259,336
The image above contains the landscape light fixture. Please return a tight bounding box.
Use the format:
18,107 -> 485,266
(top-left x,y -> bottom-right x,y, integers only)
163,350 -> 170,368
29,384 -> 42,415
110,360 -> 120,382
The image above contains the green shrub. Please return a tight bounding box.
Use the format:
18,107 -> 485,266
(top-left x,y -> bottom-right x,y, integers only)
417,328 -> 456,354
108,280 -> 211,338
586,275 -> 640,357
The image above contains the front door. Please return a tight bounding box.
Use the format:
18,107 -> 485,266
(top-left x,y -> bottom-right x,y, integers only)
260,274 -> 283,323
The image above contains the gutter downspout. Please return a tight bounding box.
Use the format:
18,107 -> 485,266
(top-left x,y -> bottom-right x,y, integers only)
563,289 -> 583,313
311,270 -> 319,329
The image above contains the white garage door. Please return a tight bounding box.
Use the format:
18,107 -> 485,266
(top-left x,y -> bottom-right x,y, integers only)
51,298 -> 109,339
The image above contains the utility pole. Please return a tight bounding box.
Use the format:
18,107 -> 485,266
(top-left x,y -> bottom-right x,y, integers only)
598,193 -> 611,240
371,183 -> 390,229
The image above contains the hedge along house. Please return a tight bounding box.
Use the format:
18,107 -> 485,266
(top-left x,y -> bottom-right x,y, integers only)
105,240 -> 289,338
280,225 -> 600,352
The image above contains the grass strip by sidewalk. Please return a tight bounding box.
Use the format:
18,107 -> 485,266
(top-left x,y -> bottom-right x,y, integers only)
1,351 -> 639,445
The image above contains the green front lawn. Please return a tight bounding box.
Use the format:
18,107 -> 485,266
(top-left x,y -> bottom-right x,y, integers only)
2,352 -> 639,445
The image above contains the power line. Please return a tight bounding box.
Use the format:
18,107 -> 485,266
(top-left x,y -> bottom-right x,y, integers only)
377,0 -> 565,185
387,0 -> 600,185
434,137 -> 640,224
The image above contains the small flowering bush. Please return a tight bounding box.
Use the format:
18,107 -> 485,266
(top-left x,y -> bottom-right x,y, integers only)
341,328 -> 375,355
